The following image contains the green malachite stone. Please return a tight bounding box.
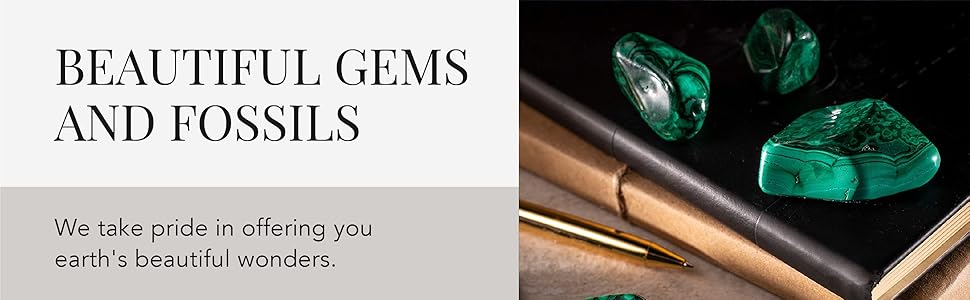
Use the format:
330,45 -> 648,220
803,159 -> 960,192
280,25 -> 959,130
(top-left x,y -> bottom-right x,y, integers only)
759,99 -> 941,201
612,32 -> 711,141
743,8 -> 820,94
586,294 -> 645,300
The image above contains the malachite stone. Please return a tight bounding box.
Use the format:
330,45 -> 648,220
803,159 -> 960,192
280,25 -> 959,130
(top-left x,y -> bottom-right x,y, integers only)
759,99 -> 941,201
612,32 -> 711,141
586,294 -> 645,300
743,8 -> 820,94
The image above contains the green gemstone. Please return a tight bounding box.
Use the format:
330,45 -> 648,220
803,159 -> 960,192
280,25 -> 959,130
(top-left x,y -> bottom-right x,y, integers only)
759,99 -> 941,201
743,8 -> 820,94
612,32 -> 711,141
586,294 -> 645,300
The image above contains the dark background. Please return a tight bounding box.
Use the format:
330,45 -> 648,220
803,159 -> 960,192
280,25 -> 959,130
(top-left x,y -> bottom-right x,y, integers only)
522,1 -> 970,277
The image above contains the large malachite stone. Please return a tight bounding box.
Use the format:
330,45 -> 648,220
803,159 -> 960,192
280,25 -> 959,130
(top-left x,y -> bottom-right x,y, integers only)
759,99 -> 941,201
743,8 -> 820,94
612,32 -> 711,141
586,294 -> 645,300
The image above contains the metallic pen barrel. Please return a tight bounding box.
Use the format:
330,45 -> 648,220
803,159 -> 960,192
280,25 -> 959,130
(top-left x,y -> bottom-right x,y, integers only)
519,199 -> 692,269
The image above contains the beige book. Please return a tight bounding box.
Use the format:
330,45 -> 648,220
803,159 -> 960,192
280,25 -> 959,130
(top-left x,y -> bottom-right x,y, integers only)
520,101 -> 834,299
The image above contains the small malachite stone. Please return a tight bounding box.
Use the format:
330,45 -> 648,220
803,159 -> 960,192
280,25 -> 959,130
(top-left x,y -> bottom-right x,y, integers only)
586,294 -> 645,300
743,8 -> 820,94
612,32 -> 711,141
759,99 -> 941,201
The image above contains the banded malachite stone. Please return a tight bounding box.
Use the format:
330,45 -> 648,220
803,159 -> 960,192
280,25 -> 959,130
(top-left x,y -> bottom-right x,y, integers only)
612,32 -> 711,141
586,294 -> 645,300
759,99 -> 941,201
743,8 -> 820,94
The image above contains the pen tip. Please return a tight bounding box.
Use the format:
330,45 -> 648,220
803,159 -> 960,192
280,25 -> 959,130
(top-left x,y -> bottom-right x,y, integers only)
684,262 -> 693,268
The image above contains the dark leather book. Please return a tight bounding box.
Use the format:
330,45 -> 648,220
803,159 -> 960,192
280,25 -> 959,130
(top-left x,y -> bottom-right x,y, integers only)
521,2 -> 970,299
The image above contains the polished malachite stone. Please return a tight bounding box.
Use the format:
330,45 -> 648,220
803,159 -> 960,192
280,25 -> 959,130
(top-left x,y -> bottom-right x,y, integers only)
759,99 -> 941,201
612,32 -> 711,141
743,8 -> 820,94
586,294 -> 645,300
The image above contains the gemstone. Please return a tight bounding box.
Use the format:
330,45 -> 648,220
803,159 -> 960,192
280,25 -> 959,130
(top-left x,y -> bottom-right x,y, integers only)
743,8 -> 820,94
759,99 -> 941,201
586,294 -> 645,300
612,32 -> 711,141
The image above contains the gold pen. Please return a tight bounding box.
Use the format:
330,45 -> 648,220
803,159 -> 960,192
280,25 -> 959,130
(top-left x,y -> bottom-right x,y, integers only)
519,199 -> 692,269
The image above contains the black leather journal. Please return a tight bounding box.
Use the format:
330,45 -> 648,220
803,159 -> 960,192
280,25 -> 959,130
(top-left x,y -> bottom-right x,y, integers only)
521,2 -> 970,299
